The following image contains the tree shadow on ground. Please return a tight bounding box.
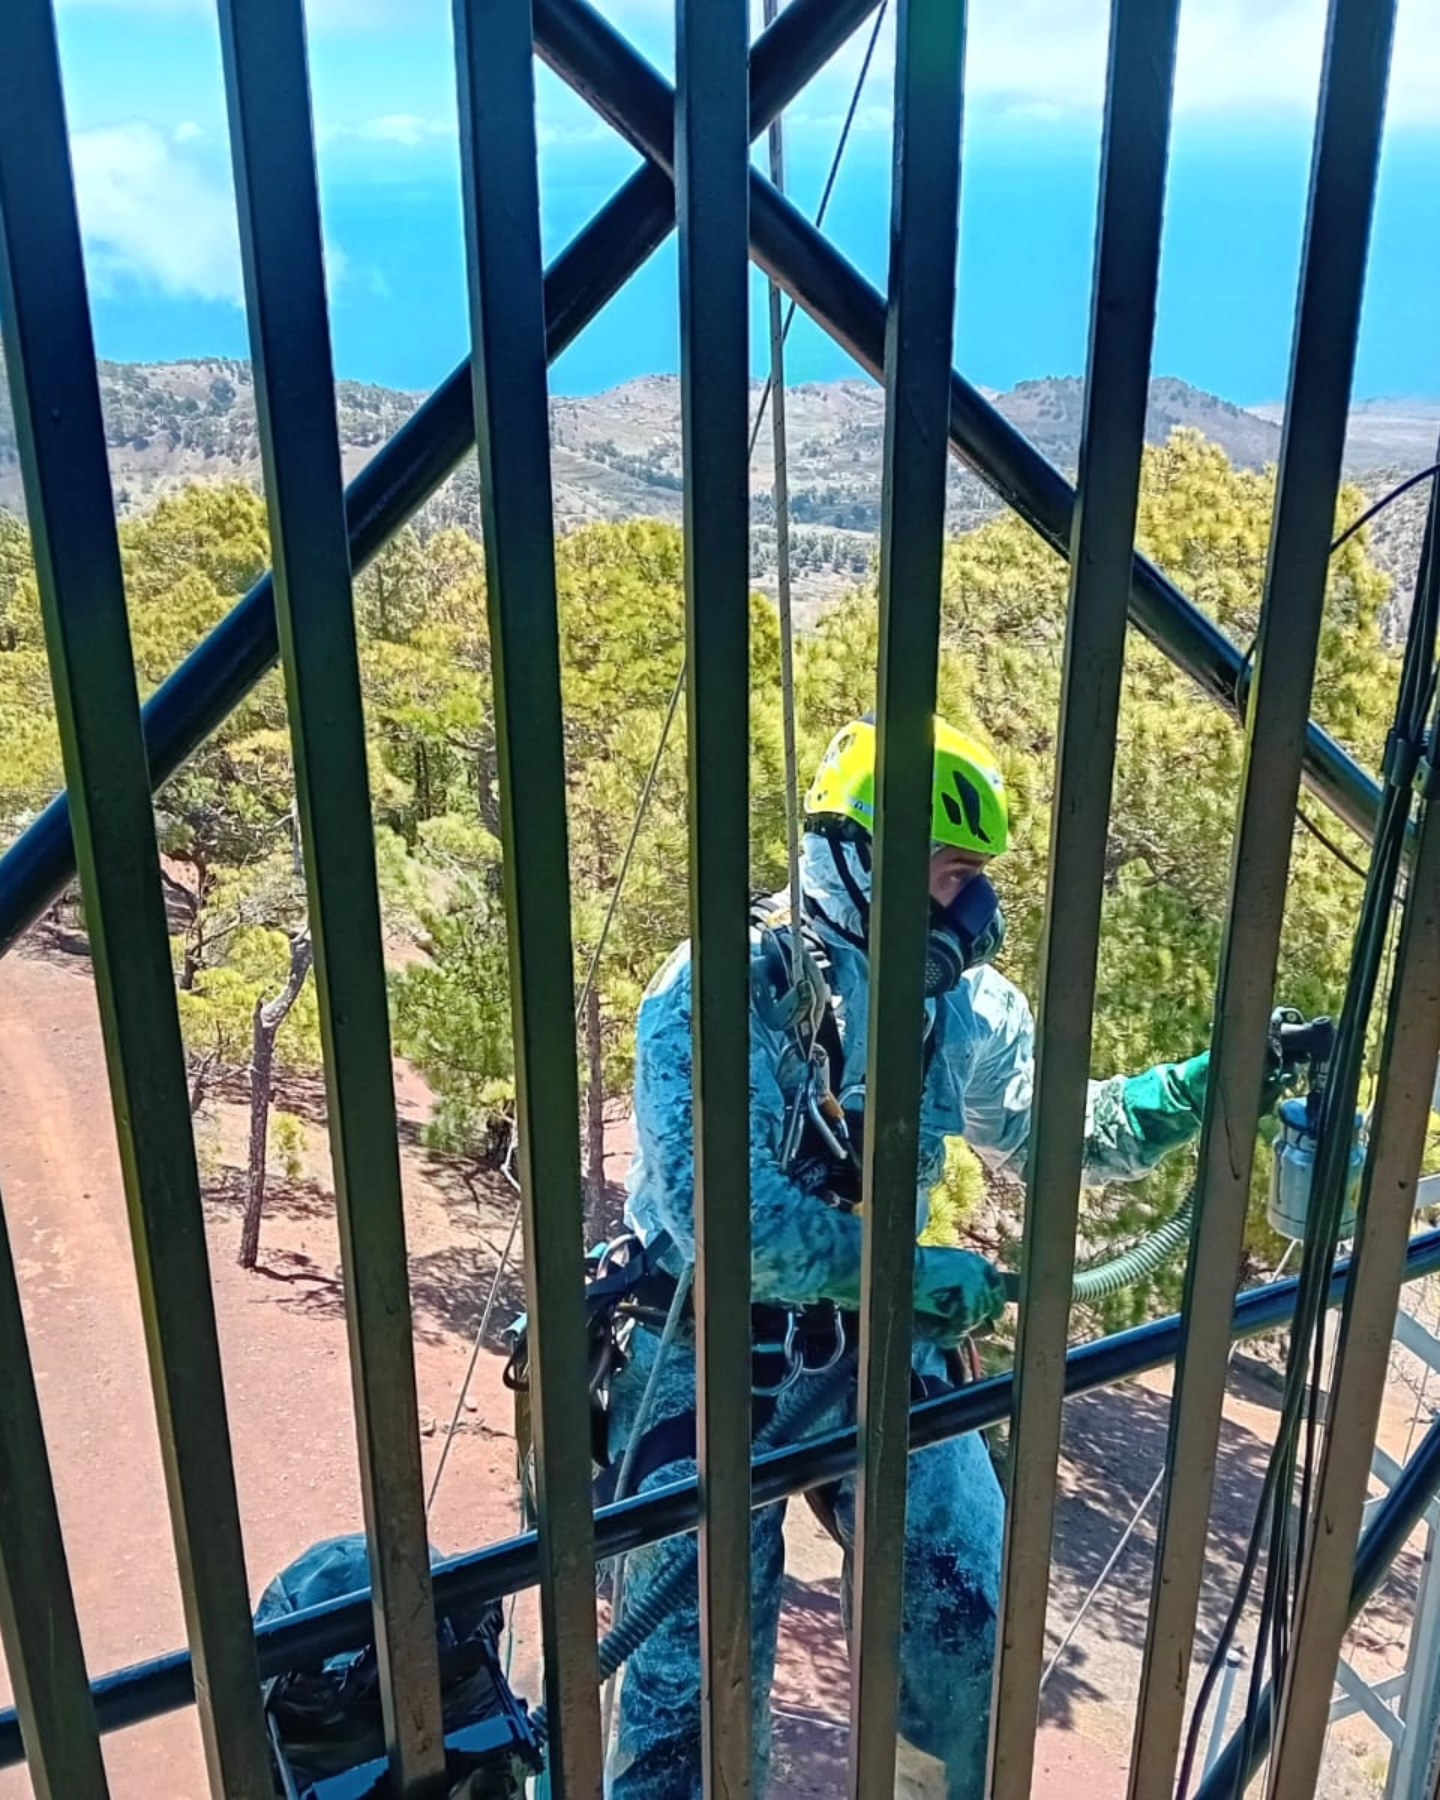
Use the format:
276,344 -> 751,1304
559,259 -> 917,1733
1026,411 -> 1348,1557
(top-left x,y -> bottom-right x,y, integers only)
776,1569 -> 849,1698
1039,1369 -> 1272,1730
203,1166 -> 338,1225
244,1233 -> 529,1353
1039,1362 -> 1431,1735
18,917 -> 93,970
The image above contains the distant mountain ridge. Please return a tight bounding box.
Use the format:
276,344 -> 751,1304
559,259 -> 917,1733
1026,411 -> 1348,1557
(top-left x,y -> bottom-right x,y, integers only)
1,357 -> 1433,617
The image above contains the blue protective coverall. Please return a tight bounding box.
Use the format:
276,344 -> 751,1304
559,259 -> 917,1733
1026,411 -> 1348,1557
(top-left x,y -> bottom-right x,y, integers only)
608,833 -> 1209,1798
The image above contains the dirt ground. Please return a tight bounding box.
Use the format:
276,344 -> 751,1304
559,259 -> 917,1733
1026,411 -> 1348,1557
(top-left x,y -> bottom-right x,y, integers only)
0,935 -> 1431,1798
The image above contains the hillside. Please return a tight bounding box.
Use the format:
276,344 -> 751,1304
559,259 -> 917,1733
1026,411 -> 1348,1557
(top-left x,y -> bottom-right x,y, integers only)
0,356 -> 1433,618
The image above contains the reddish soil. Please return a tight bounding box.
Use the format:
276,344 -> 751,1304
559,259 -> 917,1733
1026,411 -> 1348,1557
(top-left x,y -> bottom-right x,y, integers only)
0,936 -> 1430,1798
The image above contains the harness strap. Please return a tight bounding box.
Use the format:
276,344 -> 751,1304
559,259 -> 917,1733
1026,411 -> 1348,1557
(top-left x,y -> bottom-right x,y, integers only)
595,1361 -> 967,1518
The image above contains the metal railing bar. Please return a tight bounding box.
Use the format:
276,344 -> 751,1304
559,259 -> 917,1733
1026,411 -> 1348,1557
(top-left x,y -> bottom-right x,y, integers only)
1197,1404 -> 1440,1800
674,0 -> 755,1790
0,0 -> 1396,960
7,1228 -> 1439,1772
1266,726 -> 1436,1776
0,1192 -> 109,1799
1126,4 -> 1395,1791
0,5 -> 272,1794
453,0 -> 602,1789
215,1 -> 446,1785
988,5 -> 1180,1792
0,0 -> 882,958
532,0 -> 1389,847
847,1 -> 965,1793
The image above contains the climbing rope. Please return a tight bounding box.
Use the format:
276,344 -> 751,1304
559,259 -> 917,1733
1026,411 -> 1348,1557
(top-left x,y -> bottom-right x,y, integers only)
426,0 -> 888,1514
764,0 -> 804,968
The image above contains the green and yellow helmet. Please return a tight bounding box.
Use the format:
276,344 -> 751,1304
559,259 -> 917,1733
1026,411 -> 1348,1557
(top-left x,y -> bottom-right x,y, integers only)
804,714 -> 1009,857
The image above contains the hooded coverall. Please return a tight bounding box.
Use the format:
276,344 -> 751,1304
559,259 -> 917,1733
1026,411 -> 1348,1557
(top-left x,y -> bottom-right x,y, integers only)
608,833 -> 1210,1798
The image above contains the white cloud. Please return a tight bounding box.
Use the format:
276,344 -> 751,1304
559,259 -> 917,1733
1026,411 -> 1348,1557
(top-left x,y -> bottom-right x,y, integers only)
69,121 -> 355,305
356,113 -> 451,147
784,0 -> 1438,131
70,122 -> 243,302
52,0 -> 1440,137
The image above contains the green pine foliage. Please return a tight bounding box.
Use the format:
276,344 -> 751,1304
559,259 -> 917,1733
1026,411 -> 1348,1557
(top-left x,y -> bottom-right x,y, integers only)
0,431 -> 1421,1315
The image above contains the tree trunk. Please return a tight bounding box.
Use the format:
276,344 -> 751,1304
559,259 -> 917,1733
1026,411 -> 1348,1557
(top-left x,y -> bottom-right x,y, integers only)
188,1049 -> 219,1117
583,982 -> 607,1216
238,930 -> 314,1270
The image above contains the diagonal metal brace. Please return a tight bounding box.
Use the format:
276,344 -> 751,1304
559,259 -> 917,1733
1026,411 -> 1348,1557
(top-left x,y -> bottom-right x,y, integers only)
532,0 -> 1386,847
0,0 -> 876,956
0,0 -> 1389,958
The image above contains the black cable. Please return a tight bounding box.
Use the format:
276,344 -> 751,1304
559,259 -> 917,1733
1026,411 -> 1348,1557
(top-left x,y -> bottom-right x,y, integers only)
1330,461 -> 1440,558
1295,804 -> 1369,882
1181,453 -> 1440,1795
1235,462 -> 1440,730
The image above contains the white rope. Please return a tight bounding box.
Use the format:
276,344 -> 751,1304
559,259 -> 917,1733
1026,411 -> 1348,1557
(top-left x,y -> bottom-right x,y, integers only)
1042,1242 -> 1299,1695
426,1183 -> 524,1511
763,0 -> 803,966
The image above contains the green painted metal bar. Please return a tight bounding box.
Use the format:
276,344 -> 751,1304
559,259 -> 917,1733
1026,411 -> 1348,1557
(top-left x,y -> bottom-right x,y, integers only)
848,2 -> 965,1793
674,0 -> 754,1790
0,1189 -> 109,1800
987,3 -> 1180,1793
213,1 -> 446,1787
1127,4 -> 1396,1792
453,0 -> 602,1792
5,1226 -> 1440,1769
525,0 -> 1392,855
0,6 -> 271,1795
0,0 -> 1401,967
1265,572 -> 1439,1795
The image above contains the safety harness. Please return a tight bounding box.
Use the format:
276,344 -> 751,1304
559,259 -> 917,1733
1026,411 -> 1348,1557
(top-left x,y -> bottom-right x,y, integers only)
503,896 -> 965,1540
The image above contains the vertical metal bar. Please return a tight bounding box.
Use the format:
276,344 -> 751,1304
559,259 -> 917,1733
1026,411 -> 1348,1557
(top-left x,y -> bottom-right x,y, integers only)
1128,3 -> 1396,1791
1196,1413 -> 1440,1800
847,1 -> 964,1793
0,5 -> 272,1794
675,0 -> 753,1790
0,1191 -> 109,1800
453,1 -> 602,1792
1267,808 -> 1440,1794
212,1 -> 446,1786
986,3 -> 1179,1793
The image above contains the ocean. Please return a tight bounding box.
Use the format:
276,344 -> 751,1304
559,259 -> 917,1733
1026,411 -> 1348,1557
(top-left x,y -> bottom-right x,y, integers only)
82,118 -> 1439,408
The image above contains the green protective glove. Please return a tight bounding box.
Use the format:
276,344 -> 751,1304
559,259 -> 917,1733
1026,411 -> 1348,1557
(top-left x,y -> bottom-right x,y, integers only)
913,1245 -> 1009,1345
1119,1049 -> 1210,1160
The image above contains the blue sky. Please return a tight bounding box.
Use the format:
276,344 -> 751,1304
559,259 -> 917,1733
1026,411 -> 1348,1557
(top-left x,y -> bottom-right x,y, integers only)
49,0 -> 1440,405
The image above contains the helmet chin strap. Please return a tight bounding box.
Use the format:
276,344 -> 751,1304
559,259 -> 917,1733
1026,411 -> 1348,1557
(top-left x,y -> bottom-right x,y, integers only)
806,828 -> 1005,989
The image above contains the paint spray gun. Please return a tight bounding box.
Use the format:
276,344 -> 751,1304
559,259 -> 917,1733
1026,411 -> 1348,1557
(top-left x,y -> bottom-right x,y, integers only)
1266,1009 -> 1366,1243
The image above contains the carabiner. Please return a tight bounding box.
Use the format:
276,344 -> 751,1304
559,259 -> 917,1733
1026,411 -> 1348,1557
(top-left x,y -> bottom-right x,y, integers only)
806,1089 -> 851,1165
809,1308 -> 848,1375
752,1310 -> 803,1396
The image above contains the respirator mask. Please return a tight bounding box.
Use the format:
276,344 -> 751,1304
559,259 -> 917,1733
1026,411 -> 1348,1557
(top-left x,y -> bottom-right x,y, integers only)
923,872 -> 1005,996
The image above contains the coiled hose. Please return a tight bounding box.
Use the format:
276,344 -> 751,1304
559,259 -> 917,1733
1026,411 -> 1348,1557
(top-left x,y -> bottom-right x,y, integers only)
531,1351 -> 856,1745
1070,1188 -> 1196,1304
999,1188 -> 1198,1309
533,1195 -> 1200,1745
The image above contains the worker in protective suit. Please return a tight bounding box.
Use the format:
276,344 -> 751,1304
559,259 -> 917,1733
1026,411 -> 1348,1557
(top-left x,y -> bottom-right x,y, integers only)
606,715 -> 1217,1798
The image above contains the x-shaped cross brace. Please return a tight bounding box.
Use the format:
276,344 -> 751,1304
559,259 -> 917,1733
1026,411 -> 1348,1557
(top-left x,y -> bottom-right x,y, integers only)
0,0 -> 1386,954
